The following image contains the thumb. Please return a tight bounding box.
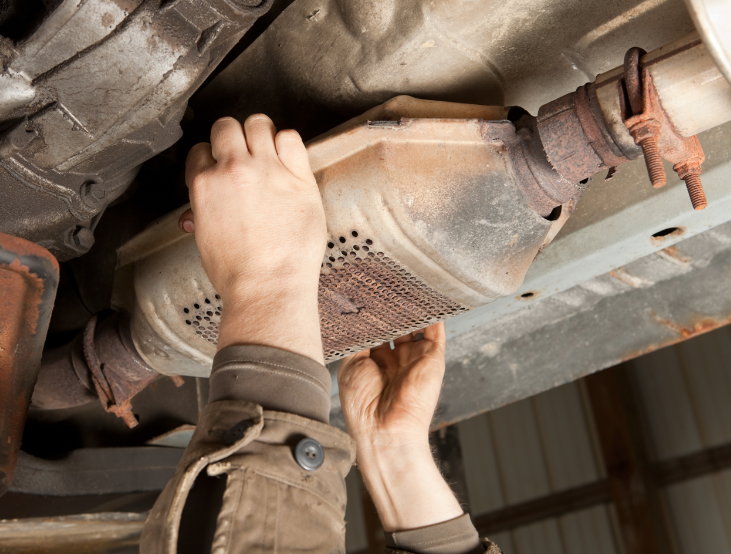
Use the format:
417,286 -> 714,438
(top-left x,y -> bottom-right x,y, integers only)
178,208 -> 195,233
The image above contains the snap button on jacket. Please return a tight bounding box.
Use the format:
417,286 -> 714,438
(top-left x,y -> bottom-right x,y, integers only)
140,400 -> 356,554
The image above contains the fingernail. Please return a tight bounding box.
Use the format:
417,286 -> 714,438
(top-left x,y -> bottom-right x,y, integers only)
182,220 -> 194,233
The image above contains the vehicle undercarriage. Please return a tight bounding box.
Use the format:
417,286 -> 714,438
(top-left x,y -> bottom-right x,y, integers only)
0,0 -> 730,543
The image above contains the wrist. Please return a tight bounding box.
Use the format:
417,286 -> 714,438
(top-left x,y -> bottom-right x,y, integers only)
216,278 -> 324,365
356,439 -> 463,532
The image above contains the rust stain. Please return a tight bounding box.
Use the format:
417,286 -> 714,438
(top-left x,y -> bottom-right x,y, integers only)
609,267 -> 643,288
650,227 -> 684,244
101,12 -> 114,28
650,313 -> 723,339
621,313 -> 731,363
658,246 -> 690,266
623,53 -> 707,209
0,232 -> 58,495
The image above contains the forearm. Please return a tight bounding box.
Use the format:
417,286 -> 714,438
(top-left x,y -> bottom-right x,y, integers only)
356,439 -> 463,532
216,276 -> 324,366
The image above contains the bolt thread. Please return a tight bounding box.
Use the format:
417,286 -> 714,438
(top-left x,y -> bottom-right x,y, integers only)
640,138 -> 666,188
684,173 -> 707,210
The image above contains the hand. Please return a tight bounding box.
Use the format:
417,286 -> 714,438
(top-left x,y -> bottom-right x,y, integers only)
338,322 -> 463,531
180,115 -> 326,364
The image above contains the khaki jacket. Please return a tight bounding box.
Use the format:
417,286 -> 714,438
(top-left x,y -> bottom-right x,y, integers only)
140,346 -> 497,554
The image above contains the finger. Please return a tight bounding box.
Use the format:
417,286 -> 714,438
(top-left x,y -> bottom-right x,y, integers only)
210,117 -> 248,164
393,332 -> 415,346
178,208 -> 194,233
185,143 -> 215,189
243,114 -> 278,159
371,341 -> 394,357
275,129 -> 313,181
423,321 -> 446,351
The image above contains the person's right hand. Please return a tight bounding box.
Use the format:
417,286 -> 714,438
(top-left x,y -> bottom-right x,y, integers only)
338,322 -> 464,531
338,323 -> 446,448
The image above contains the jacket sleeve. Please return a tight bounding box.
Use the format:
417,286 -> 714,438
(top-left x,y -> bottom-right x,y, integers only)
384,514 -> 502,554
208,345 -> 334,423
140,346 -> 355,554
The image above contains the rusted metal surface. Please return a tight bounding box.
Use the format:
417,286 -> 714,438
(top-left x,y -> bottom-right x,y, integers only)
0,232 -> 58,497
319,246 -> 466,361
121,100 -> 579,373
537,83 -> 632,185
31,336 -> 98,410
194,0 -> 695,142
32,311 -> 170,428
623,47 -> 708,209
83,313 -> 165,428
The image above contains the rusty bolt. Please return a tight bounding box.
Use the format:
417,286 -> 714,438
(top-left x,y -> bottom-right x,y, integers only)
674,158 -> 707,211
629,119 -> 667,188
120,409 -> 139,429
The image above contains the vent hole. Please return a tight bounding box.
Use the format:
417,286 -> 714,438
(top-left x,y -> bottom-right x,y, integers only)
339,236 -> 346,243
544,205 -> 562,222
205,298 -> 210,304
520,292 -> 535,298
194,303 -> 200,309
183,307 -> 189,313
351,231 -> 358,237
186,320 -> 191,325
366,239 -> 373,245
206,311 -> 213,316
328,242 -> 335,248
215,294 -> 220,300
652,227 -> 681,238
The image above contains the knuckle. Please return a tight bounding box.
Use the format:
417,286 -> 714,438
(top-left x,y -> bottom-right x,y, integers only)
277,128 -> 300,140
213,116 -> 237,127
246,114 -> 274,130
247,113 -> 271,122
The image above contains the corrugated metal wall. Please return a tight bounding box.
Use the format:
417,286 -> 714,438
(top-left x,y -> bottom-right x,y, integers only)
344,324 -> 731,554
634,327 -> 731,554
